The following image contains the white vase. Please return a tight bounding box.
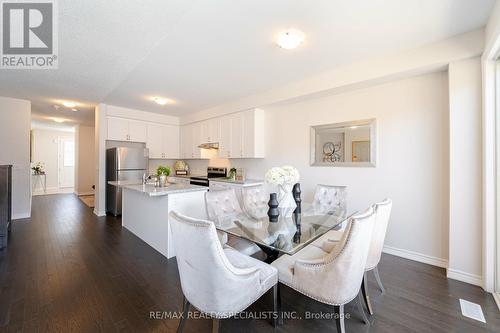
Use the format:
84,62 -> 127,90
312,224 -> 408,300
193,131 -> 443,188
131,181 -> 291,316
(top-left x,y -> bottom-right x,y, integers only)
159,174 -> 167,187
278,183 -> 297,217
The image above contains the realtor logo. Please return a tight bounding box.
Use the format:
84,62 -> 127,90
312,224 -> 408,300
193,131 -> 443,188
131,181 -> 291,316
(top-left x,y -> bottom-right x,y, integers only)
1,0 -> 58,69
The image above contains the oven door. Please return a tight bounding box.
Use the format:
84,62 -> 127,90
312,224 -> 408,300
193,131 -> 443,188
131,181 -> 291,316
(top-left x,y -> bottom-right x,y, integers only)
190,178 -> 209,187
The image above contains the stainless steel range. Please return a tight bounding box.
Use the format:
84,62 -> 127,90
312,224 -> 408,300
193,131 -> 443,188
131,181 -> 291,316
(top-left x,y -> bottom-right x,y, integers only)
190,167 -> 227,187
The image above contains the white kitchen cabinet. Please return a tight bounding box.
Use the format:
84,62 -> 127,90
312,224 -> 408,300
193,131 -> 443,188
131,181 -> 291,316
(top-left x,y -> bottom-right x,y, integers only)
230,113 -> 243,158
218,115 -> 232,158
199,118 -> 220,144
147,124 -> 180,159
241,109 -> 265,158
180,124 -> 192,159
107,117 -> 129,141
191,122 -> 202,158
107,117 -> 147,143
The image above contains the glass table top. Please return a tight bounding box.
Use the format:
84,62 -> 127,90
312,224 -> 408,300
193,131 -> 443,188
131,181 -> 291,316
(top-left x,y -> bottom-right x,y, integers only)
214,203 -> 356,255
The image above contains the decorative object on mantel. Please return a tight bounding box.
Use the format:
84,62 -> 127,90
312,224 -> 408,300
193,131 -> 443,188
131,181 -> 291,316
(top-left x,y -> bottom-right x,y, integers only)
267,193 -> 279,222
265,166 -> 300,217
31,162 -> 45,175
156,165 -> 171,187
292,183 -> 302,214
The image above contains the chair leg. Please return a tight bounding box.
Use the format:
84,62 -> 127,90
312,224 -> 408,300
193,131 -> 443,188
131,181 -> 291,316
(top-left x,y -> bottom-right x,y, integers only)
373,266 -> 385,294
357,292 -> 370,326
361,273 -> 374,315
333,305 -> 345,333
273,283 -> 283,327
212,319 -> 220,333
177,296 -> 190,333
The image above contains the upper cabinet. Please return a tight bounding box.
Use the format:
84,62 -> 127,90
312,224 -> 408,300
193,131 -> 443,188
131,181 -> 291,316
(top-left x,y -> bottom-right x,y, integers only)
107,117 -> 147,143
180,108 -> 264,159
147,124 -> 180,159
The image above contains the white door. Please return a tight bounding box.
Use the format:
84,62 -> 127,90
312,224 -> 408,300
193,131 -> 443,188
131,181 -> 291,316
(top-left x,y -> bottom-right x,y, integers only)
146,124 -> 163,159
107,117 -> 129,141
128,120 -> 147,143
163,124 -> 180,159
58,137 -> 75,189
219,115 -> 231,158
230,113 -> 243,158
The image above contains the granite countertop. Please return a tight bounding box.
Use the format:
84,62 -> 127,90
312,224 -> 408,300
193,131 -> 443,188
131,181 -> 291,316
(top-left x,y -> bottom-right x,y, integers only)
209,178 -> 264,186
122,183 -> 208,197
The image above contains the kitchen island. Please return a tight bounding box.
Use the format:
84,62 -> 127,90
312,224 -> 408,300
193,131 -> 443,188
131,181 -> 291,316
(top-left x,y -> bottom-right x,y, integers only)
109,181 -> 207,259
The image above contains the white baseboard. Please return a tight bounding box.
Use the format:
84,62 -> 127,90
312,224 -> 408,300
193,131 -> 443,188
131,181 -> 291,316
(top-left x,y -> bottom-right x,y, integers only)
447,269 -> 483,287
33,187 -> 74,196
93,208 -> 106,217
383,245 -> 448,268
493,293 -> 500,311
12,212 -> 30,220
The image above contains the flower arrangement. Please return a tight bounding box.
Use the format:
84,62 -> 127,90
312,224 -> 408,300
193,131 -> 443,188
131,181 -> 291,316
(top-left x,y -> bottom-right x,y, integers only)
265,166 -> 300,186
31,162 -> 45,175
265,166 -> 300,217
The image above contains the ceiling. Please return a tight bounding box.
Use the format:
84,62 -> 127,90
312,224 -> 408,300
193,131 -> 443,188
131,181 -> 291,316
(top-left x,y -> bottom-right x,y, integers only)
0,0 -> 495,126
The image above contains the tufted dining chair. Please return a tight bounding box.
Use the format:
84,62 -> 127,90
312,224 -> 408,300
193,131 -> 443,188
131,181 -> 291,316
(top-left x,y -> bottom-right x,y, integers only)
271,207 -> 376,332
310,198 -> 393,316
205,189 -> 262,257
169,211 -> 279,332
241,185 -> 269,219
311,184 -> 347,216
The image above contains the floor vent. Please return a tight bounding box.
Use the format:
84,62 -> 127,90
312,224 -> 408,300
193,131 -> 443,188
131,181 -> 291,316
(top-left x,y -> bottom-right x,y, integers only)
459,299 -> 486,323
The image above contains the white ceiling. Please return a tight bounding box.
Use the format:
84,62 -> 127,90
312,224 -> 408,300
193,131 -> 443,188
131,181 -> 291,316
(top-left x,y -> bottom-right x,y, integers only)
0,0 -> 495,125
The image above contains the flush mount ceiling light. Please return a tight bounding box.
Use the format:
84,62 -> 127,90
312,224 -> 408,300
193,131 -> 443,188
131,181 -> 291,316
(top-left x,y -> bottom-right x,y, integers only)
276,29 -> 305,50
52,117 -> 65,123
152,97 -> 173,106
71,108 -> 78,112
61,101 -> 77,108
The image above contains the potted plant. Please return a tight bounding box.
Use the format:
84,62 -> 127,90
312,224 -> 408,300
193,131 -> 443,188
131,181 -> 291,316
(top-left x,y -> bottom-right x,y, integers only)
156,165 -> 171,187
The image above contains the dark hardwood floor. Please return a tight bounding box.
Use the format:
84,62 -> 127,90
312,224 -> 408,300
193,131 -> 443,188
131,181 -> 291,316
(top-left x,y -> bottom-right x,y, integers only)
1,194 -> 499,332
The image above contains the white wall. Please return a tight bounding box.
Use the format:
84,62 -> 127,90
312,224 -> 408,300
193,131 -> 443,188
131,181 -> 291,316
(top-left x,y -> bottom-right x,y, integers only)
0,97 -> 31,219
227,72 -> 450,264
75,125 -> 95,195
448,57 -> 483,285
31,128 -> 74,193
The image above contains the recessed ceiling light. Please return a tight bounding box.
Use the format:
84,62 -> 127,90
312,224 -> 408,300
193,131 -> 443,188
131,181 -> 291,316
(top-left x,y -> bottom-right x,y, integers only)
152,97 -> 172,106
276,29 -> 305,50
62,101 -> 77,108
52,117 -> 65,123
350,126 -> 358,129
71,108 -> 78,112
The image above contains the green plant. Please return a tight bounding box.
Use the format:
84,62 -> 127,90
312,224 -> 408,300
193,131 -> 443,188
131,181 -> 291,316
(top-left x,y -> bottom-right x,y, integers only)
156,165 -> 171,177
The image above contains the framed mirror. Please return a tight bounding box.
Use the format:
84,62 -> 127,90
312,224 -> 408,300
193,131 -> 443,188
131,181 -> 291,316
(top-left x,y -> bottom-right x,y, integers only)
310,119 -> 376,167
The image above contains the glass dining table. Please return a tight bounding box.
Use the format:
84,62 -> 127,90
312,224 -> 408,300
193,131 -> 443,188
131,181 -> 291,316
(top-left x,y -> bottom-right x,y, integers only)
214,203 -> 356,262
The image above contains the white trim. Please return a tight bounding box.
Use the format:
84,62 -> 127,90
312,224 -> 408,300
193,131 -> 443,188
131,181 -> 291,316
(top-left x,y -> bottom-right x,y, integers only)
12,212 -> 30,220
32,187 -> 75,196
93,208 -> 106,217
493,292 -> 500,311
447,268 -> 483,287
382,245 -> 448,268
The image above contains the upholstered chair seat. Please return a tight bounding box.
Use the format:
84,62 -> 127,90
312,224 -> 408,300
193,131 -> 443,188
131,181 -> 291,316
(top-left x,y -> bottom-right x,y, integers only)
169,211 -> 279,332
205,189 -> 262,256
271,208 -> 376,332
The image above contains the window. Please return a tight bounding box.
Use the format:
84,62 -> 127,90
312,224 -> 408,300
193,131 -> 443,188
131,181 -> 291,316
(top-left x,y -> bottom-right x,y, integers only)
63,140 -> 75,167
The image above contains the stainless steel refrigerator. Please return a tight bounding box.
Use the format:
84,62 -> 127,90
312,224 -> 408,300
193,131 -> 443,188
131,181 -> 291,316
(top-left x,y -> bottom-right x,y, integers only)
106,147 -> 148,216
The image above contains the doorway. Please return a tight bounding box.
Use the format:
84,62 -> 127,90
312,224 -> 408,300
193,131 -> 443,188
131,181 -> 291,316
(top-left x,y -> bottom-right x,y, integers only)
58,137 -> 75,189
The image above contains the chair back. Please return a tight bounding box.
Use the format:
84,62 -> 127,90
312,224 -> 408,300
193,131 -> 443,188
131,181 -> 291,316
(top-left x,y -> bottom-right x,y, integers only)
169,211 -> 261,315
366,198 -> 392,270
205,189 -> 243,224
293,207 -> 375,305
242,185 -> 269,219
312,185 -> 347,216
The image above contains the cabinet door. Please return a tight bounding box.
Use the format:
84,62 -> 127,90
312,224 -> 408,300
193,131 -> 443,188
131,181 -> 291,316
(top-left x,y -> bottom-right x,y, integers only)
241,110 -> 255,158
218,115 -> 231,158
163,124 -> 180,159
107,117 -> 129,141
208,118 -> 220,143
146,124 -> 163,159
180,125 -> 192,159
128,120 -> 147,143
200,121 -> 210,143
230,113 -> 243,158
191,123 -> 202,158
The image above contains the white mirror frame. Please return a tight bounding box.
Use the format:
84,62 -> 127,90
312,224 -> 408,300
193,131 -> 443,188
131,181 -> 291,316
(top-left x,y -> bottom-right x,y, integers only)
310,119 -> 377,167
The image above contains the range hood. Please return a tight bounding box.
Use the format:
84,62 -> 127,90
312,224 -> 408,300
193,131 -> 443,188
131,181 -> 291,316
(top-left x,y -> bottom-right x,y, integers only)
198,142 -> 219,149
